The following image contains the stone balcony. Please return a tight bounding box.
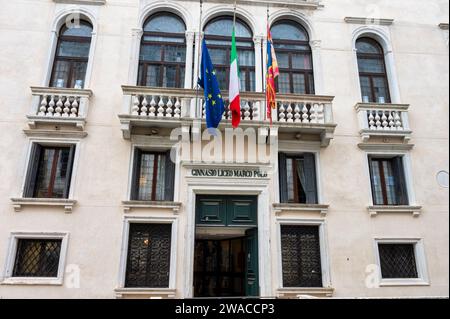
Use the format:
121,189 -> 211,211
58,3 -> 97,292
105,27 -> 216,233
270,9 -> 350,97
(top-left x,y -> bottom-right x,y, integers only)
27,86 -> 93,130
119,86 -> 336,146
355,102 -> 412,143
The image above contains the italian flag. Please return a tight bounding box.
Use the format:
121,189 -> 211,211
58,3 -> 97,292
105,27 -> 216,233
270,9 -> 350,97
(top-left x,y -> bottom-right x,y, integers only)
229,27 -> 241,128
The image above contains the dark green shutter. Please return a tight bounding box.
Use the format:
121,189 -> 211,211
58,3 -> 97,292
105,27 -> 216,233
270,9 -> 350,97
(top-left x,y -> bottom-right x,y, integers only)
303,153 -> 318,204
24,144 -> 42,198
63,145 -> 76,199
367,157 -> 379,205
278,153 -> 288,203
392,156 -> 409,205
164,150 -> 175,201
130,148 -> 142,200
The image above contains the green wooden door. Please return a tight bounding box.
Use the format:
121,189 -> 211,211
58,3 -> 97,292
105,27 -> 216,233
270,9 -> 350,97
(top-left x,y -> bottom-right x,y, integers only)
245,228 -> 259,297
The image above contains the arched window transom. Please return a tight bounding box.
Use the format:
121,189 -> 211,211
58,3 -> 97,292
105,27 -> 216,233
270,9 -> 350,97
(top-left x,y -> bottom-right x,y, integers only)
356,37 -> 391,103
271,20 -> 314,95
204,17 -> 255,92
138,13 -> 187,88
50,20 -> 93,89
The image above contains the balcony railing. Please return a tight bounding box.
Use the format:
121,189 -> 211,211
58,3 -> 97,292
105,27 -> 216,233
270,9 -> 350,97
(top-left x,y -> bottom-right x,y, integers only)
355,103 -> 412,142
27,86 -> 93,130
120,86 -> 336,145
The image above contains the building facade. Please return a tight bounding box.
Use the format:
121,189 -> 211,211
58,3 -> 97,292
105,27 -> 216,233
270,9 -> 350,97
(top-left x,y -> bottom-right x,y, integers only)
0,0 -> 448,298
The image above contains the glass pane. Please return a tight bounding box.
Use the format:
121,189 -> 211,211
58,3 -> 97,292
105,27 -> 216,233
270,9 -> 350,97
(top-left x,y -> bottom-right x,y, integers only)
57,41 -> 90,58
359,76 -> 373,102
292,53 -> 312,70
356,39 -> 382,54
61,23 -> 92,37
248,71 -> 255,92
373,77 -> 390,103
164,46 -> 186,63
358,57 -> 384,73
144,65 -> 160,87
215,67 -> 228,91
209,48 -> 228,66
51,60 -> 70,88
286,158 -> 295,202
238,50 -> 254,67
307,74 -> 315,94
140,44 -> 162,62
138,153 -> 155,200
69,62 -> 87,89
382,160 -> 397,205
274,43 -> 309,51
35,148 -> 70,199
143,35 -> 184,43
163,66 -> 177,88
370,160 -> 384,205
295,158 -> 307,203
271,22 -> 308,41
277,73 -> 290,94
205,18 -> 252,38
379,244 -> 418,279
155,155 -> 166,201
144,14 -> 185,33
277,53 -> 290,68
292,74 -> 306,94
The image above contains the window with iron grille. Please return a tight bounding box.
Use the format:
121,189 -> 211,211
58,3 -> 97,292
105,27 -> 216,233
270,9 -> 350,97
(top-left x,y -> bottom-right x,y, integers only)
130,149 -> 175,201
278,153 -> 318,204
50,20 -> 93,89
12,239 -> 62,277
23,144 -> 76,199
281,225 -> 322,287
378,243 -> 419,279
369,156 -> 408,206
125,223 -> 172,288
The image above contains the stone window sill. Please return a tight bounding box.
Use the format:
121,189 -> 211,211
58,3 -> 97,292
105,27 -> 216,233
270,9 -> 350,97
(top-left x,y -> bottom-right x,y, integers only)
11,198 -> 76,214
1,277 -> 63,286
277,287 -> 334,298
379,279 -> 430,287
114,288 -> 176,299
273,203 -> 329,216
122,200 -> 182,214
368,205 -> 422,217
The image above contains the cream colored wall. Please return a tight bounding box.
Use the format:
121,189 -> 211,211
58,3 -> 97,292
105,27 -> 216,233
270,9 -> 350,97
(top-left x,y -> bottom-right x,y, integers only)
0,0 -> 448,298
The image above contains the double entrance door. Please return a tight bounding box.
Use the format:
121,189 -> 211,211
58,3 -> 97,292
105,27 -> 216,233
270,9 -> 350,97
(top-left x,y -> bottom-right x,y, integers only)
194,195 -> 259,297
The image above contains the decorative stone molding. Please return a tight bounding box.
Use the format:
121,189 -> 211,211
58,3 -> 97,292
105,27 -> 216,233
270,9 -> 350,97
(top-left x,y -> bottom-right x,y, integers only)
273,203 -> 329,216
277,287 -> 334,298
53,0 -> 106,5
185,0 -> 322,9
368,205 -> 423,217
23,129 -> 88,139
11,198 -> 77,214
122,201 -> 182,214
357,143 -> 415,152
345,17 -> 394,26
114,288 -> 177,299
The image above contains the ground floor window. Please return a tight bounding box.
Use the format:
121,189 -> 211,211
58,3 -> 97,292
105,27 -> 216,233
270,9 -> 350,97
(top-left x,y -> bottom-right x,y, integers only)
125,223 -> 172,288
280,225 -> 323,287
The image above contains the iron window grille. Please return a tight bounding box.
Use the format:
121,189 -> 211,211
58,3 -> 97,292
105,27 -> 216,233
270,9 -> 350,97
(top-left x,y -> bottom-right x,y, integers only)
378,243 -> 419,279
12,239 -> 62,277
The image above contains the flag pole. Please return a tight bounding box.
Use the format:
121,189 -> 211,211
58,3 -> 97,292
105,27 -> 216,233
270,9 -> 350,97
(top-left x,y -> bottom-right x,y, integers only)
195,0 -> 203,119
265,4 -> 269,122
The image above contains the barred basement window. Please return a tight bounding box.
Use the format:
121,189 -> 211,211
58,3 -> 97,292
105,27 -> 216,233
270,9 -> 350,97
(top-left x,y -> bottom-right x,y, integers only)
23,144 -> 76,199
130,149 -> 175,201
281,225 -> 322,287
12,239 -> 62,277
378,243 -> 418,279
369,156 -> 408,206
125,223 -> 172,288
278,153 -> 318,204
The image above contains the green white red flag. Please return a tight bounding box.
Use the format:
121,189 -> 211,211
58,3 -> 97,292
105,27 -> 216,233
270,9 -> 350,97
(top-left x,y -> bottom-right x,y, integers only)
229,27 -> 241,128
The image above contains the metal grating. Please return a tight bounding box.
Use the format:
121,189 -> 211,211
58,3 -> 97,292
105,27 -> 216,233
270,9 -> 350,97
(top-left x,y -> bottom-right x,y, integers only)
125,223 -> 172,288
379,244 -> 418,279
13,239 -> 62,277
281,225 -> 322,287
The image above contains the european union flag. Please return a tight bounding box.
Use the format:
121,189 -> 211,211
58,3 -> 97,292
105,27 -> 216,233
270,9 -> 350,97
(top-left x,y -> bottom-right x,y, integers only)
198,39 -> 224,130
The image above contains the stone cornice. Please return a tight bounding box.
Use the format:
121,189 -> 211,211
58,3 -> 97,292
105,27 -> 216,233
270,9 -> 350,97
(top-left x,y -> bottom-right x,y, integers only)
53,0 -> 106,5
345,17 -> 394,26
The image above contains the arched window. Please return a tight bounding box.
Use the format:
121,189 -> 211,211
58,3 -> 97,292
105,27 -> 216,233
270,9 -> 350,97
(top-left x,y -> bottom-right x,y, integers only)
271,21 -> 314,94
204,17 -> 255,92
138,13 -> 186,88
356,37 -> 391,103
50,21 -> 93,89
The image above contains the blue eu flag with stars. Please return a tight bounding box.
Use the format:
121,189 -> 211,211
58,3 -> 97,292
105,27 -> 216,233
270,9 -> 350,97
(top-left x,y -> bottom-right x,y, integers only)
198,39 -> 224,130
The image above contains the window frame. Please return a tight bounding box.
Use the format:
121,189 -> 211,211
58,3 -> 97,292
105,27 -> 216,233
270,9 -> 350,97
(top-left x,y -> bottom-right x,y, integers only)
49,20 -> 93,89
118,216 -> 178,289
276,218 -> 331,289
138,13 -> 187,88
373,238 -> 429,286
356,37 -> 391,103
21,139 -> 80,200
271,20 -> 315,95
1,232 -> 69,285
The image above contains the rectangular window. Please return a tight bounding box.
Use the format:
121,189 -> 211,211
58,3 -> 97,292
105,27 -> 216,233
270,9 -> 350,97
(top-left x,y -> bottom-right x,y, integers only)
131,149 -> 175,201
281,225 -> 322,287
378,243 -> 418,279
279,153 -> 318,204
369,156 -> 408,205
24,144 -> 75,199
125,223 -> 172,288
12,239 -> 62,278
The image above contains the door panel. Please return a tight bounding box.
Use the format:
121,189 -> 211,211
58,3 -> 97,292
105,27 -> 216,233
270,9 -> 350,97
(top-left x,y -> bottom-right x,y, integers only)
196,197 -> 227,225
227,198 -> 257,226
245,228 -> 259,296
